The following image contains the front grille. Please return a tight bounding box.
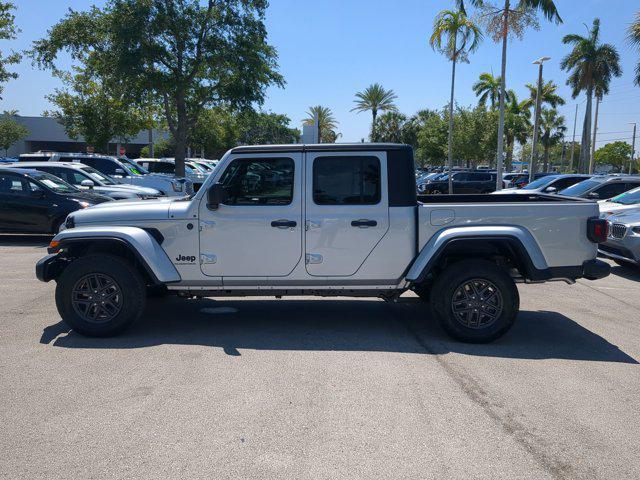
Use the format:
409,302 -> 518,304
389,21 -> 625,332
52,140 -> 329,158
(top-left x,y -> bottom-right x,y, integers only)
610,223 -> 627,239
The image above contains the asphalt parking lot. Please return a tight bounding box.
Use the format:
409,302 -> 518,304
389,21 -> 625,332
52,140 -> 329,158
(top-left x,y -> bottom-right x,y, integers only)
1,235 -> 640,480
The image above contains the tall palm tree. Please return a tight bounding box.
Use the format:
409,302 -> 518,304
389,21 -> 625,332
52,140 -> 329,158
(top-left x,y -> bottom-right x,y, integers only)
430,9 -> 482,193
503,91 -> 531,171
628,11 -> 640,86
473,72 -> 509,108
461,0 -> 562,189
561,19 -> 622,172
524,79 -> 565,109
303,105 -> 338,143
351,83 -> 397,139
538,108 -> 566,172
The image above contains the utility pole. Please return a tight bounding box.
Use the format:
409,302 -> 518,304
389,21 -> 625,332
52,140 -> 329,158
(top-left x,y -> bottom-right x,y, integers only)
589,96 -> 600,174
630,123 -> 637,175
529,56 -> 550,183
569,104 -> 578,172
560,136 -> 566,172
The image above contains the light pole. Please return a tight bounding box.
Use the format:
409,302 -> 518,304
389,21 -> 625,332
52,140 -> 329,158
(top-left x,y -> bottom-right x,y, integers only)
629,123 -> 637,174
569,104 -> 578,172
529,56 -> 551,183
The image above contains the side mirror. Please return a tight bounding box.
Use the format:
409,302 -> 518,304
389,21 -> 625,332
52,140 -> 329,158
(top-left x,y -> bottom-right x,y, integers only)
544,186 -> 557,194
207,183 -> 228,210
80,179 -> 95,188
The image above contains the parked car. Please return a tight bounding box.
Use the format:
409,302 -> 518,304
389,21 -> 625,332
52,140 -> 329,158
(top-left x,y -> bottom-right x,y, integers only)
136,158 -> 207,192
37,143 -> 609,343
0,167 -> 111,233
493,174 -> 592,195
510,172 -> 553,189
18,152 -> 193,197
502,173 -> 522,188
418,171 -> 497,194
598,186 -> 640,217
558,175 -> 640,200
599,210 -> 640,268
12,162 -> 163,200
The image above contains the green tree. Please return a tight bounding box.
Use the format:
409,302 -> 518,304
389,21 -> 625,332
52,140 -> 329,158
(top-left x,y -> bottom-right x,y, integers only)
504,92 -> 531,170
303,106 -> 339,143
351,83 -> 397,140
538,108 -> 566,172
430,8 -> 482,192
0,2 -> 20,99
31,0 -> 283,177
628,11 -> 640,86
523,79 -> 565,109
471,0 -> 562,187
372,112 -> 407,143
45,69 -> 144,153
472,72 -> 509,108
0,111 -> 27,156
561,18 -> 622,173
594,141 -> 633,172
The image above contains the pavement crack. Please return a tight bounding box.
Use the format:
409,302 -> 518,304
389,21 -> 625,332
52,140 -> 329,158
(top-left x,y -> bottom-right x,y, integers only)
392,306 -> 586,480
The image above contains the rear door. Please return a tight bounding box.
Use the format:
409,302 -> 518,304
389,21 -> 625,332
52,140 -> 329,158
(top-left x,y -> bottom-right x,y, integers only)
304,151 -> 389,276
0,173 -> 50,232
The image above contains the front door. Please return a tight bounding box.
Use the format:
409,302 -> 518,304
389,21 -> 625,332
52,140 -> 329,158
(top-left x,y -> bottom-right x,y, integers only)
304,151 -> 389,276
198,153 -> 303,277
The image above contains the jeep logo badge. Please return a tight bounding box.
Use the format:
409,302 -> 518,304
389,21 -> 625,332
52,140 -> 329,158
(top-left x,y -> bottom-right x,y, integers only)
175,254 -> 196,263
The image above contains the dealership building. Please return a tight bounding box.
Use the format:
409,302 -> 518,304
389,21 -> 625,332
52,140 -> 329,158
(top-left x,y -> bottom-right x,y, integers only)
6,115 -> 163,159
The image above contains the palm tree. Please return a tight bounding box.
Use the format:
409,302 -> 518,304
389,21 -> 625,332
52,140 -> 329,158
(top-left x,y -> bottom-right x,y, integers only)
430,8 -> 482,193
628,11 -> 640,86
524,79 -> 565,109
538,108 -> 566,172
473,72 -> 509,108
464,0 -> 562,189
372,112 -> 408,143
303,105 -> 338,143
561,19 -> 622,172
351,83 -> 397,139
503,91 -> 531,171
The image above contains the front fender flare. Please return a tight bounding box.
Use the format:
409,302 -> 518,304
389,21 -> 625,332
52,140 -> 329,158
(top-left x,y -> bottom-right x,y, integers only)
48,226 -> 181,284
406,225 -> 548,283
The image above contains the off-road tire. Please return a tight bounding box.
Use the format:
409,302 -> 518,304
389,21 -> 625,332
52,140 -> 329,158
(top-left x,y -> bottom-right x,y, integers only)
55,254 -> 146,337
430,259 -> 519,343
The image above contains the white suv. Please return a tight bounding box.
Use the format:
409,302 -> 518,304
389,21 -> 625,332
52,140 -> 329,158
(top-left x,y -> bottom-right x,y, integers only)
18,153 -> 193,196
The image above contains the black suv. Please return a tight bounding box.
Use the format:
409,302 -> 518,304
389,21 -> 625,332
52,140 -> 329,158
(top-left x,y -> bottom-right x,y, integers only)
0,167 -> 111,234
418,171 -> 497,194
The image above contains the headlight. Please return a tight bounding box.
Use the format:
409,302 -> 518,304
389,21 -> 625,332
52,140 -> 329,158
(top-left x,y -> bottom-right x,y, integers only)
171,181 -> 183,192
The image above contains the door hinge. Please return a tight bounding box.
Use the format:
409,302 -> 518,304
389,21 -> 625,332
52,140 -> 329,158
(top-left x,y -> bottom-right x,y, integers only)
200,253 -> 217,265
305,253 -> 323,265
199,220 -> 216,231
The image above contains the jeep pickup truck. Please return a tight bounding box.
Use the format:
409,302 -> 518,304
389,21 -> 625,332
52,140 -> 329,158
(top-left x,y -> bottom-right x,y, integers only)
36,143 -> 611,343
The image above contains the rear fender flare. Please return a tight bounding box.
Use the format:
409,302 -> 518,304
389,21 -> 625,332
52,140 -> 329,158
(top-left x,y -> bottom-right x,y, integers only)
406,225 -> 548,283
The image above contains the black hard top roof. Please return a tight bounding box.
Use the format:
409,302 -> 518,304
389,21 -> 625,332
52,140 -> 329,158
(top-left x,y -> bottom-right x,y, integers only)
229,143 -> 412,154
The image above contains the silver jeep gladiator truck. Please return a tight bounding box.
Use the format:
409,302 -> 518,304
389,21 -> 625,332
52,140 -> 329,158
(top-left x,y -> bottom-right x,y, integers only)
36,143 -> 610,343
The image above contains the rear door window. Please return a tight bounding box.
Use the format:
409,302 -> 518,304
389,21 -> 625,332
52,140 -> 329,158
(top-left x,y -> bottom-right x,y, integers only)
313,156 -> 380,205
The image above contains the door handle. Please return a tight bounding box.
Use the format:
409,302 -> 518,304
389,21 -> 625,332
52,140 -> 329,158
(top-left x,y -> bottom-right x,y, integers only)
271,219 -> 297,229
351,219 -> 377,228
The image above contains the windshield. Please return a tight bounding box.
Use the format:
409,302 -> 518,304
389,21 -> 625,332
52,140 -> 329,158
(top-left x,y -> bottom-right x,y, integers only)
119,157 -> 148,175
559,179 -> 601,196
188,162 -> 210,173
522,175 -> 559,190
79,166 -> 117,185
31,171 -> 79,193
610,186 -> 640,205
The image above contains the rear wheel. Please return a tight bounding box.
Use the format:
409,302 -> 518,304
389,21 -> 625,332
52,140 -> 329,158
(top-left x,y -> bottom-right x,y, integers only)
55,254 -> 146,337
430,259 -> 519,343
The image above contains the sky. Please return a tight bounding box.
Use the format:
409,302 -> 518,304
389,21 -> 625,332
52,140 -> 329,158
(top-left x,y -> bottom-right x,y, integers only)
2,0 -> 640,148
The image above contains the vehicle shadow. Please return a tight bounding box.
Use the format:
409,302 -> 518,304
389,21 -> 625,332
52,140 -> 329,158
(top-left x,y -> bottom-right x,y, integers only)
0,234 -> 52,248
41,297 -> 638,364
609,264 -> 640,282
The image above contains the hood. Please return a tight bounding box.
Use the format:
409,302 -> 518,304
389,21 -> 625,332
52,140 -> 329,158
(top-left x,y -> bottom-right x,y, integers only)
70,196 -> 176,225
492,188 -> 519,194
608,209 -> 640,225
101,184 -> 161,195
60,190 -> 112,203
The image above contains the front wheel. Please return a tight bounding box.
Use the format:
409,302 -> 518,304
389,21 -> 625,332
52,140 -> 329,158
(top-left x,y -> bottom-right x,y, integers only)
55,254 -> 146,337
430,259 -> 519,343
